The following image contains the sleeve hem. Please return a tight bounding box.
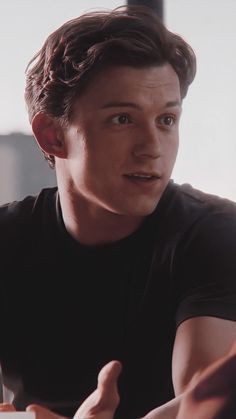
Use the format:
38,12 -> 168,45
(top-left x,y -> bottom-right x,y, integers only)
176,302 -> 236,328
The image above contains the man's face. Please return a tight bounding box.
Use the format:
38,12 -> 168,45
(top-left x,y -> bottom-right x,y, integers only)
62,64 -> 181,217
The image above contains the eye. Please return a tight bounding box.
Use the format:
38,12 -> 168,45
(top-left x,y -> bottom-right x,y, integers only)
158,115 -> 176,127
111,114 -> 131,125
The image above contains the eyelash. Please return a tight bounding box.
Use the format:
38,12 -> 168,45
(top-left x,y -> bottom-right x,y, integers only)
111,114 -> 132,125
158,114 -> 176,127
109,113 -> 177,127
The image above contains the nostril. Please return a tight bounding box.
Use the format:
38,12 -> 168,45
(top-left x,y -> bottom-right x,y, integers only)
133,139 -> 162,159
133,149 -> 161,159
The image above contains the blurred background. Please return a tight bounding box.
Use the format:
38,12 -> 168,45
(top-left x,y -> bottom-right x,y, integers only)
0,0 -> 235,204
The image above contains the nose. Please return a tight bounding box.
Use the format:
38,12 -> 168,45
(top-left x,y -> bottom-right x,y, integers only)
133,123 -> 161,160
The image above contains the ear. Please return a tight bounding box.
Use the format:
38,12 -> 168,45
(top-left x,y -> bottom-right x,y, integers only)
31,112 -> 66,158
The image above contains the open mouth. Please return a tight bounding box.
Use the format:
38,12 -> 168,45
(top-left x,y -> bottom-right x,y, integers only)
124,173 -> 161,182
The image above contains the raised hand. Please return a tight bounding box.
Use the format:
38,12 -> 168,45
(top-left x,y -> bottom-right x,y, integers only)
74,360 -> 121,419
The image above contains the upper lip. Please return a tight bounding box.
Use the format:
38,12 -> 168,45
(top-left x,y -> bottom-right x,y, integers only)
124,171 -> 161,178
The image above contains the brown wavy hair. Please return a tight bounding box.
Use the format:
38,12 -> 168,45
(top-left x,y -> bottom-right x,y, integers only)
25,5 -> 196,166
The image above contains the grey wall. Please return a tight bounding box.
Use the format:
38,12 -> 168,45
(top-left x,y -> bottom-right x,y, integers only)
0,133 -> 57,204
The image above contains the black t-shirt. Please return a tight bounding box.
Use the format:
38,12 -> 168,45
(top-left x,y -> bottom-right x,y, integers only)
0,180 -> 236,419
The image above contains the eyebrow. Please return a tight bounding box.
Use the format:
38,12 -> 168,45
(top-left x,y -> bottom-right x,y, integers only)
101,100 -> 182,109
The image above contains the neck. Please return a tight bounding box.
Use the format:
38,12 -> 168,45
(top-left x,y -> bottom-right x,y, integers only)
58,189 -> 145,246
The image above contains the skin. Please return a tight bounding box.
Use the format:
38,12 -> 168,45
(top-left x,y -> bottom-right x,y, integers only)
8,63 -> 181,419
33,64 -> 182,245
0,361 -> 121,418
172,317 -> 236,395
9,64 -> 235,418
175,341 -> 236,419
1,345 -> 236,419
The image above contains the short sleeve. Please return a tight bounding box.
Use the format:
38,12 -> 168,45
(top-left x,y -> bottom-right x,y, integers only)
174,207 -> 236,327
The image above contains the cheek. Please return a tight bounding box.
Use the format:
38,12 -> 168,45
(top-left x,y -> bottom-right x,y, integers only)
88,137 -> 129,168
165,135 -> 179,159
173,137 -> 179,157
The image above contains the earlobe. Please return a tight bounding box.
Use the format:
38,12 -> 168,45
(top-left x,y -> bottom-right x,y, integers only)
31,112 -> 66,158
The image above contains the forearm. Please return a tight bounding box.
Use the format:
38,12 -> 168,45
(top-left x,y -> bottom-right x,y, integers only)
141,394 -> 182,419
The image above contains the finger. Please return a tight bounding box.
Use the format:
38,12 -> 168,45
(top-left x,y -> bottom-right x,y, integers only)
0,403 -> 16,411
74,360 -> 122,419
26,404 -> 67,419
98,360 -> 122,400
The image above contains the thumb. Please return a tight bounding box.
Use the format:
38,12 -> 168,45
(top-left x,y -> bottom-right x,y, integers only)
97,360 -> 122,406
74,360 -> 122,419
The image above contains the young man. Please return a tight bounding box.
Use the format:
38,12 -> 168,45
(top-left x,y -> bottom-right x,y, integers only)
0,5 -> 236,419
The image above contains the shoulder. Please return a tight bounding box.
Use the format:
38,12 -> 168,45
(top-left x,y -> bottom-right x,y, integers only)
175,183 -> 236,238
170,185 -> 236,325
158,182 -> 236,237
163,182 -> 236,258
169,181 -> 236,214
0,187 -> 58,240
177,182 -> 236,211
148,182 -> 236,280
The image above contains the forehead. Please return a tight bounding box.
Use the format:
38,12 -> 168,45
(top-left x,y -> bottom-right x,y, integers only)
75,64 -> 181,111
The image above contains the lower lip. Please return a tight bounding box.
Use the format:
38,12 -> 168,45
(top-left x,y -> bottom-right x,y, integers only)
123,176 -> 161,188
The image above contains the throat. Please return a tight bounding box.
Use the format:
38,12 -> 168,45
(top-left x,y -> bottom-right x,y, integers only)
63,209 -> 145,246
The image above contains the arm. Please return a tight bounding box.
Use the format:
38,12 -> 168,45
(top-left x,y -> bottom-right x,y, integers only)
70,338 -> 236,419
176,339 -> 236,419
1,319 -> 235,419
69,316 -> 236,419
172,316 -> 236,395
145,337 -> 236,419
140,316 -> 236,419
73,316 -> 236,419
3,344 -> 236,419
